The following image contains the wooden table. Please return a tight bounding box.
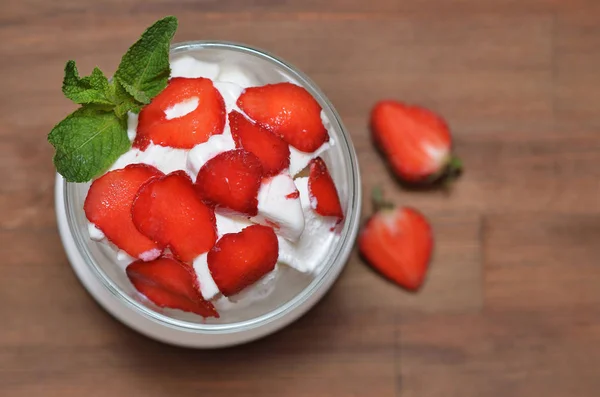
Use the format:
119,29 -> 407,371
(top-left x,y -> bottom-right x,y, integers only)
3,1 -> 600,396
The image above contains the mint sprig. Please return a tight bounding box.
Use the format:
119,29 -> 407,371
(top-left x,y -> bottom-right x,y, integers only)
114,16 -> 177,104
49,16 -> 178,182
48,108 -> 129,182
112,80 -> 144,118
62,61 -> 113,107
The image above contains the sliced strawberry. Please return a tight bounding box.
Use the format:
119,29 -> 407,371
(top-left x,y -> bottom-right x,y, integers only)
126,256 -> 219,318
195,149 -> 263,216
286,191 -> 300,199
131,171 -> 217,263
84,164 -> 164,260
308,157 -> 343,220
370,100 -> 462,183
134,77 -> 226,150
208,225 -> 278,296
237,82 -> 329,152
229,110 -> 290,176
359,189 -> 433,291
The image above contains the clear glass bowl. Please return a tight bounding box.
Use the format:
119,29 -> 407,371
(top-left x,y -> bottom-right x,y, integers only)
56,41 -> 361,347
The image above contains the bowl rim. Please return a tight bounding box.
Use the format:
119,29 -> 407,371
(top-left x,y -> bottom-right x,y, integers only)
61,40 -> 362,334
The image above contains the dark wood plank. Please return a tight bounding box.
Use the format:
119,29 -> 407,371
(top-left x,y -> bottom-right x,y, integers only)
398,310 -> 600,397
1,312 -> 396,397
555,11 -> 600,128
0,13 -> 555,135
484,213 -> 600,311
344,213 -> 483,315
2,0 -> 598,22
358,130 -> 600,217
3,0 -> 600,396
2,250 -> 397,396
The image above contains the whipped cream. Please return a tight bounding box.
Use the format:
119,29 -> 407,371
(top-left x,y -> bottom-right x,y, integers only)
277,177 -> 338,274
211,265 -> 280,312
111,113 -> 190,176
170,56 -> 220,79
213,81 -> 245,114
251,172 -> 304,242
187,134 -> 236,176
193,253 -> 220,301
217,63 -> 260,87
194,214 -> 252,301
165,97 -> 199,120
194,213 -> 279,306
289,141 -> 331,177
288,111 -> 334,176
88,223 -> 105,241
215,213 -> 252,237
87,55 -> 339,314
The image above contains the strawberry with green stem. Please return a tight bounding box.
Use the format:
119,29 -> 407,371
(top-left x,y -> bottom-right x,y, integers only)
370,100 -> 462,185
359,187 -> 433,291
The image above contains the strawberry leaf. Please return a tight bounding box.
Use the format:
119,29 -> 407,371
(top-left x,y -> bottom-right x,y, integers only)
48,107 -> 129,182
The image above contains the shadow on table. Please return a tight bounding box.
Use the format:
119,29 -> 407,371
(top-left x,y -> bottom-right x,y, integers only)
108,257 -> 399,395
114,284 -> 354,392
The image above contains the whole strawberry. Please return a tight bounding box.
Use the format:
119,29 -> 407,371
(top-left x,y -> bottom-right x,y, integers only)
359,188 -> 433,291
370,100 -> 462,184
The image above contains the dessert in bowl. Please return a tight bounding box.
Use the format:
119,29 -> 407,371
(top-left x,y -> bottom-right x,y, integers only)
52,19 -> 360,347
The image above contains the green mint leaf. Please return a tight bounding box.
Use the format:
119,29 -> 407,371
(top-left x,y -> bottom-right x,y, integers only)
62,60 -> 114,106
48,107 -> 129,182
114,101 -> 141,119
114,16 -> 177,105
110,80 -> 144,118
118,80 -> 152,104
49,16 -> 179,182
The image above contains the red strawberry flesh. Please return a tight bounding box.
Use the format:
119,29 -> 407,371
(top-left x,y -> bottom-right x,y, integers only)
229,110 -> 290,176
370,100 -> 455,182
237,82 -> 329,153
308,157 -> 343,220
126,256 -> 219,318
195,149 -> 263,216
359,206 -> 433,290
131,171 -> 217,263
134,77 -> 226,150
84,164 -> 164,260
286,191 -> 300,199
208,225 -> 278,296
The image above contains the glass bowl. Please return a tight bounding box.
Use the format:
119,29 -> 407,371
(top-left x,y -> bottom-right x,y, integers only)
54,41 -> 361,348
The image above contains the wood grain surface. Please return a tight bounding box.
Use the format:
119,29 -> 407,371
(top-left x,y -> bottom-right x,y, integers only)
2,0 -> 600,396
